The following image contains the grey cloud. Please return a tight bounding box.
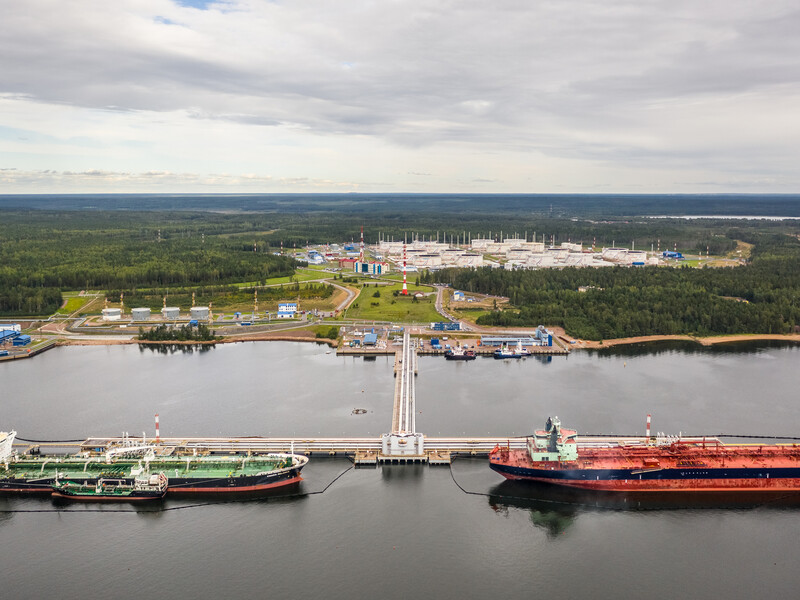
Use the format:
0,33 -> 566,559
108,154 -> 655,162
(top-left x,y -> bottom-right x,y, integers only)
1,0 -> 799,185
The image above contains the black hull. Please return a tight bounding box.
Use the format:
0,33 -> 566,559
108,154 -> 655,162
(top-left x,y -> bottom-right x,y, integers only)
2,468 -> 304,497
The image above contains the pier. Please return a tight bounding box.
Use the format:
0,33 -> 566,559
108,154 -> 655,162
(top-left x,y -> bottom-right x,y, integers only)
383,331 -> 424,460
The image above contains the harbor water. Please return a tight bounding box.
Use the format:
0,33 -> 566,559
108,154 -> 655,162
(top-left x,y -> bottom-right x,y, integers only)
2,341 -> 800,598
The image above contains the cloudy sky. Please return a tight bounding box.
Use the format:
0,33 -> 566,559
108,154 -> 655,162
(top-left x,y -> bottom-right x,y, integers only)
1,0 -> 799,193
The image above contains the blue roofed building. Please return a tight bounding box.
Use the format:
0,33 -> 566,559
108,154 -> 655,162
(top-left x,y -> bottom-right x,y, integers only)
277,302 -> 298,319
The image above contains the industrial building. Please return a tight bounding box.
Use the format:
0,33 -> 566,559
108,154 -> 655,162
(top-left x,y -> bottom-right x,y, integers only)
353,261 -> 390,275
12,334 -> 31,347
277,302 -> 298,319
0,329 -> 19,344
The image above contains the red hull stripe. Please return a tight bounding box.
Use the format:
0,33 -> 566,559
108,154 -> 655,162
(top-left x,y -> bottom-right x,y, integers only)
51,492 -> 162,502
498,471 -> 800,492
165,475 -> 302,494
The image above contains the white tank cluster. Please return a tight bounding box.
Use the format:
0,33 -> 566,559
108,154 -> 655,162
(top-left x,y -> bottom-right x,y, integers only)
131,307 -> 151,321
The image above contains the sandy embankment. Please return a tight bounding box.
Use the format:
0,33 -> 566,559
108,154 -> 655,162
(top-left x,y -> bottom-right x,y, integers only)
558,331 -> 800,349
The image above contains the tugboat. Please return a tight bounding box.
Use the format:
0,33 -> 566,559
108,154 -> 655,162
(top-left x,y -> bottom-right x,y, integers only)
445,344 -> 476,361
51,472 -> 168,502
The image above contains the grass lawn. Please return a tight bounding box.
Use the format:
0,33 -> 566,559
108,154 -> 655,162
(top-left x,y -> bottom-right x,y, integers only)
448,306 -> 493,324
95,282 -> 340,313
345,282 -> 441,323
56,295 -> 94,315
233,270 -> 330,288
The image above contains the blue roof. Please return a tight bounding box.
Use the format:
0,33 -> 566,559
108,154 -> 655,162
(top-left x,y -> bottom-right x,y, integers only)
363,333 -> 378,344
0,330 -> 19,342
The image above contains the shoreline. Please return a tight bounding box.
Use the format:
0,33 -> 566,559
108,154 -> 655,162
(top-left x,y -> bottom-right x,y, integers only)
18,331 -> 800,354
566,333 -> 800,349
54,333 -> 338,348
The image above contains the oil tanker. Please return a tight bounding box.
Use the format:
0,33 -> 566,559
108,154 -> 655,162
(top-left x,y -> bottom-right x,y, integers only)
489,416 -> 800,493
1,430 -> 308,497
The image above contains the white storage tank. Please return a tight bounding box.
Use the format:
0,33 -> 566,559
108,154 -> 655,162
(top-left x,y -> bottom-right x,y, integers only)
131,307 -> 151,321
161,307 -> 180,320
190,306 -> 209,321
101,308 -> 122,321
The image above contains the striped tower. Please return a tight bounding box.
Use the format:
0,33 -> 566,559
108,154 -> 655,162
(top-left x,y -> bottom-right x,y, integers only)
359,225 -> 364,263
402,234 -> 408,295
646,414 -> 651,440
155,413 -> 160,444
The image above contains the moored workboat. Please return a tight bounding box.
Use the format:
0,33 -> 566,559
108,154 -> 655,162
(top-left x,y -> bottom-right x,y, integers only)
445,345 -> 476,361
493,341 -> 530,359
52,472 -> 168,502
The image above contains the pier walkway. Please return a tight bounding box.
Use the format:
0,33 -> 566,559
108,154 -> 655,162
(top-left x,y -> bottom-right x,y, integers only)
78,435 -> 645,466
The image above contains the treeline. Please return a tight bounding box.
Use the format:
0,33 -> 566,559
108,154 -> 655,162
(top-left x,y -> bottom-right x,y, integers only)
138,324 -> 216,342
426,233 -> 800,340
0,211 -> 298,315
0,286 -> 63,316
106,282 -> 333,311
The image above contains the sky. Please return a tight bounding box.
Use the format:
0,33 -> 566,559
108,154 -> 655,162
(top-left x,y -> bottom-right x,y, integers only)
1,0 -> 799,194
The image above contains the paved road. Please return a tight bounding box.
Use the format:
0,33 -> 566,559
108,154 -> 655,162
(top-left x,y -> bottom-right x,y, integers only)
433,285 -> 472,331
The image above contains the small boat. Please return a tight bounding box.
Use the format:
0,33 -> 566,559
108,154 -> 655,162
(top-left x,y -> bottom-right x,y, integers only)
52,472 -> 168,502
493,341 -> 530,359
445,345 -> 476,361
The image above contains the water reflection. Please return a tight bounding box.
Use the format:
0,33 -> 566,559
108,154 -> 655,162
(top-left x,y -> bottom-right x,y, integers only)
588,339 -> 799,358
138,344 -> 215,355
487,479 -> 800,522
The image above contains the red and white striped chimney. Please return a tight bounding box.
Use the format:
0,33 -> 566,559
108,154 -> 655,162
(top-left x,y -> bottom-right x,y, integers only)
155,413 -> 160,444
646,413 -> 651,439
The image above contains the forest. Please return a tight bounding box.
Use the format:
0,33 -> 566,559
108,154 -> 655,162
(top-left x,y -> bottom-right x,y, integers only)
1,196 -> 799,332
138,323 -> 216,342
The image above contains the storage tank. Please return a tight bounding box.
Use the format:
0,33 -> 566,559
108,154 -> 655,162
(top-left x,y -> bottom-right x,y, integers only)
190,306 -> 209,321
161,307 -> 180,320
131,307 -> 151,321
101,308 -> 122,321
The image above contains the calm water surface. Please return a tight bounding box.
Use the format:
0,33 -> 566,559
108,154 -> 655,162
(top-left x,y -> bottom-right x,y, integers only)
2,342 -> 800,599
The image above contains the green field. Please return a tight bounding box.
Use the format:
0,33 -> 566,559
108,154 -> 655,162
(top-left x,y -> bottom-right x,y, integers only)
56,295 -> 95,315
345,282 -> 441,322
233,268 -> 330,288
